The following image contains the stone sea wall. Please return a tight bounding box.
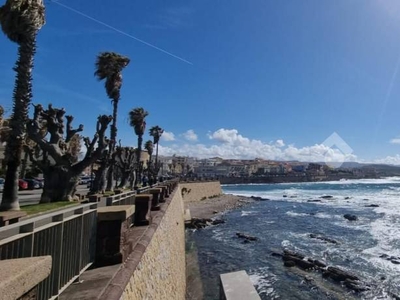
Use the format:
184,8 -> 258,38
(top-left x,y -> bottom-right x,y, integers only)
121,187 -> 186,300
180,181 -> 222,202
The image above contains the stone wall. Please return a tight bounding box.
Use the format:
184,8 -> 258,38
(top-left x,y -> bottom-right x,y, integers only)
180,181 -> 222,202
119,188 -> 186,300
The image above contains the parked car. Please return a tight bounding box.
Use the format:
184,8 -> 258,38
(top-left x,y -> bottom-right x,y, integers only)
0,178 -> 4,192
79,176 -> 92,185
23,179 -> 40,190
34,178 -> 44,188
86,178 -> 95,188
18,179 -> 28,190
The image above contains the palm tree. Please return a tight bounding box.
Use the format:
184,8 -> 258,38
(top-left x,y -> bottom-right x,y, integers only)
144,140 -> 154,184
149,125 -> 164,168
129,107 -> 148,187
144,140 -> 153,159
94,52 -> 130,191
0,0 -> 45,211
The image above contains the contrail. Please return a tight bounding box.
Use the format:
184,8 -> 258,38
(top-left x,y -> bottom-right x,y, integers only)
374,52 -> 400,139
50,0 -> 193,65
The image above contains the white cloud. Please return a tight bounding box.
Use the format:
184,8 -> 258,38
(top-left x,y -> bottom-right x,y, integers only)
161,131 -> 175,141
182,129 -> 198,142
275,139 -> 285,147
390,138 -> 400,144
159,128 -> 359,163
208,128 -> 248,144
371,155 -> 400,165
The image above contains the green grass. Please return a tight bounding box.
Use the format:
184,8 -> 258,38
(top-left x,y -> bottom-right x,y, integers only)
103,191 -> 115,196
21,202 -> 79,215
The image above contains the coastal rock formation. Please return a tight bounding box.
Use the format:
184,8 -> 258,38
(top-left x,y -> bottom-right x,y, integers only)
250,196 -> 270,201
277,249 -> 367,293
322,266 -> 359,282
185,218 -> 225,229
309,233 -> 338,244
379,254 -> 400,265
282,253 -> 314,270
343,214 -> 358,221
307,199 -> 322,202
365,204 -> 379,208
321,195 -> 333,199
236,232 -> 258,242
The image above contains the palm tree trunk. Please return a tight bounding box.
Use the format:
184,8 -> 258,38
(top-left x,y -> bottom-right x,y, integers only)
106,99 -> 119,191
155,143 -> 159,167
20,150 -> 29,179
135,135 -> 143,188
1,36 -> 36,211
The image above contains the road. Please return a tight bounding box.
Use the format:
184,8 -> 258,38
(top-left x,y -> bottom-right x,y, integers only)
0,185 -> 90,206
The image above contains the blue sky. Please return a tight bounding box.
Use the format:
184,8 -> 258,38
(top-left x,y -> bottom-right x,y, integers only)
2,0 -> 400,163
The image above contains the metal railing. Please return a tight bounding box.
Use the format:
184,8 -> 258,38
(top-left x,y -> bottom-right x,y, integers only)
0,203 -> 98,300
0,182 -> 177,300
105,191 -> 136,206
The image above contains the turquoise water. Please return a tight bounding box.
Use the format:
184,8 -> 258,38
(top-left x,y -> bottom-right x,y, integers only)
189,177 -> 400,299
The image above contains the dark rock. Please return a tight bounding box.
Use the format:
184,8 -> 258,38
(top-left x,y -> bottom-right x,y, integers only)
283,195 -> 287,198
364,204 -> 379,207
343,214 -> 358,221
308,212 -> 316,216
282,255 -> 314,270
250,196 -> 269,201
304,276 -> 314,283
309,233 -> 338,244
307,199 -> 322,202
236,232 -> 258,241
283,249 -> 305,260
344,197 -> 351,200
307,258 -> 327,268
281,249 -> 315,270
323,266 -> 359,282
185,218 -> 212,229
389,293 -> 400,300
284,260 -> 296,267
321,195 -> 333,199
363,199 -> 369,201
211,219 -> 225,225
271,252 -> 282,258
343,279 -> 367,292
378,254 -> 400,265
243,239 -> 251,244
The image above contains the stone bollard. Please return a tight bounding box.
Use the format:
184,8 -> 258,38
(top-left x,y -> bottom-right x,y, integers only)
96,205 -> 135,267
158,186 -> 169,202
0,211 -> 27,227
149,188 -> 162,211
75,193 -> 85,200
114,189 -> 123,195
0,256 -> 52,300
134,194 -> 152,226
89,194 -> 102,203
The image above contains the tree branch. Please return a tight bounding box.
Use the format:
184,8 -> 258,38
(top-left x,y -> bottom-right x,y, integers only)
65,115 -> 84,143
72,115 -> 112,173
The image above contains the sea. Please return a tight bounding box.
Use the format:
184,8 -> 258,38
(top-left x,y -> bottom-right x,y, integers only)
187,177 -> 400,300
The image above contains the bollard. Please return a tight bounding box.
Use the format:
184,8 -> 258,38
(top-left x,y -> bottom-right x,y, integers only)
134,194 -> 152,226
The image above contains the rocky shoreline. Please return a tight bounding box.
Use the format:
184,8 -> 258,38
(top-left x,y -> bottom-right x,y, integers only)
185,192 -> 400,299
185,193 -> 256,219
